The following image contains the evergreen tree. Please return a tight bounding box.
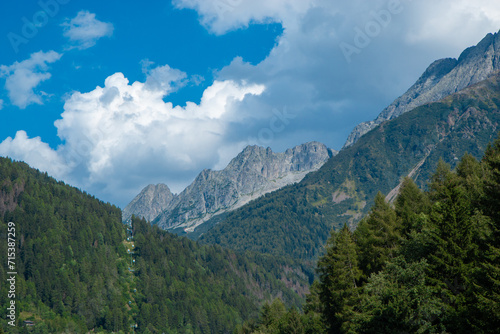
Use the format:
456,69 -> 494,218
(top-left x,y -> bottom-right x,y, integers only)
395,177 -> 430,235
346,257 -> 444,334
355,192 -> 402,277
482,135 -> 500,222
473,135 -> 500,332
317,225 -> 361,333
426,156 -> 491,332
456,153 -> 486,207
259,298 -> 287,332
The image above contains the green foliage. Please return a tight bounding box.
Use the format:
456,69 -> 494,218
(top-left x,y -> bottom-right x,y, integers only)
0,158 -> 307,333
253,133 -> 500,333
355,192 -> 402,278
346,257 -> 445,334
317,225 -> 361,333
131,216 -> 307,334
0,158 -> 128,332
238,298 -> 324,334
199,185 -> 331,260
395,177 -> 431,235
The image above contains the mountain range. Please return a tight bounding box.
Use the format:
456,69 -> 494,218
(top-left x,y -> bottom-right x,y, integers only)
199,70 -> 500,261
192,31 -> 500,261
123,142 -> 335,233
2,28 -> 500,334
125,30 -> 500,249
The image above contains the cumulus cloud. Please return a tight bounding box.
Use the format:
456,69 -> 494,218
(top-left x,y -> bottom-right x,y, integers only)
175,0 -> 500,150
3,0 -> 500,208
0,131 -> 70,178
0,51 -> 62,109
62,10 -> 114,50
173,0 -> 312,34
141,60 -> 188,94
404,0 -> 500,49
0,64 -> 264,206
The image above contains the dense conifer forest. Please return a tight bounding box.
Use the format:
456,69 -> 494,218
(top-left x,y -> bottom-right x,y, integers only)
240,135 -> 500,333
0,158 -> 307,333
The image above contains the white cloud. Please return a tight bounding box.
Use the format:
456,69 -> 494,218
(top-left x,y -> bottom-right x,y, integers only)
0,64 -> 264,206
404,0 -> 500,50
0,99 -> 3,110
0,131 -> 70,178
62,10 -> 114,50
175,0 -> 500,151
142,60 -> 188,94
3,0 -> 500,208
173,0 -> 313,34
0,51 -> 62,109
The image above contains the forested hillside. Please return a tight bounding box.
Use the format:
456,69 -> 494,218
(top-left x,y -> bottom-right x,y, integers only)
0,158 -> 307,333
199,73 -> 500,262
241,135 -> 500,333
0,158 -> 128,332
131,216 -> 309,333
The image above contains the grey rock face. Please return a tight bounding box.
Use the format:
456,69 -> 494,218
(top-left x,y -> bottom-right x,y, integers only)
147,142 -> 335,232
343,30 -> 500,148
122,183 -> 174,223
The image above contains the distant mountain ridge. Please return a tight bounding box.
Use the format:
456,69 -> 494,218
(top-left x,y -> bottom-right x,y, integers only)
123,142 -> 336,232
199,71 -> 500,260
343,30 -> 500,148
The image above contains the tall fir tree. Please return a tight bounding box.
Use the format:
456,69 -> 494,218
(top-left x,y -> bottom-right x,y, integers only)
426,157 -> 490,332
473,135 -> 500,332
355,192 -> 402,278
317,224 -> 361,333
395,177 -> 430,235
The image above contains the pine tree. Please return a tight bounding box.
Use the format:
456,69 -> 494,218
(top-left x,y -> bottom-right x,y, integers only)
456,153 -> 486,206
302,281 -> 326,334
355,192 -> 402,277
259,298 -> 286,330
345,257 -> 444,334
482,135 -> 500,222
428,158 -> 450,192
472,135 -> 500,332
395,177 -> 430,235
425,158 -> 486,332
317,224 -> 361,333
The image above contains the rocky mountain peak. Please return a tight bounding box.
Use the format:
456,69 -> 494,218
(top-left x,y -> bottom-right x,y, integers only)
343,30 -> 500,149
125,142 -> 334,232
122,183 -> 174,223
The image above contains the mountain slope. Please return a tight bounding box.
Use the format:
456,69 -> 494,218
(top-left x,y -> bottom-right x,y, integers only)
344,30 -> 500,148
0,158 -> 309,333
0,158 -> 130,332
125,142 -> 334,233
199,73 -> 500,261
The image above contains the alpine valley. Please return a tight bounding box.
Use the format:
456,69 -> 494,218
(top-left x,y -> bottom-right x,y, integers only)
1,29 -> 500,334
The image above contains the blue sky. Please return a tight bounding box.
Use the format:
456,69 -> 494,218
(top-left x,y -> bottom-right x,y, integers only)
1,0 -> 499,207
